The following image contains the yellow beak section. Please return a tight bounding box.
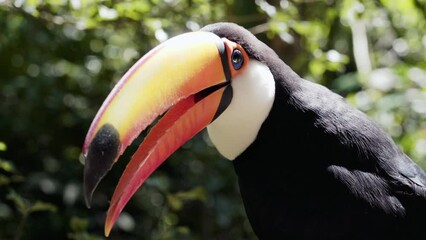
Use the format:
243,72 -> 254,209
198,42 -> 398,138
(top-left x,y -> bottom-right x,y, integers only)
82,31 -> 229,210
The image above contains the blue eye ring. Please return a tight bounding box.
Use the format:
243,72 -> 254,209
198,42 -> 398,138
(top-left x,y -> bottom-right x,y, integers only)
231,49 -> 244,70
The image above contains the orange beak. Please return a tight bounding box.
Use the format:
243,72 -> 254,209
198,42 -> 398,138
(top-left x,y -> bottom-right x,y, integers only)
82,31 -> 248,236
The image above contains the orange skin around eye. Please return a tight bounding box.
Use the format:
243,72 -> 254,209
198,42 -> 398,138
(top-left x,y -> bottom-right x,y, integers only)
222,38 -> 250,78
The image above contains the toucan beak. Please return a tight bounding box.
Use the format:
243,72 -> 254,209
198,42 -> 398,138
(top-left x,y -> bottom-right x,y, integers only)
82,31 -> 247,236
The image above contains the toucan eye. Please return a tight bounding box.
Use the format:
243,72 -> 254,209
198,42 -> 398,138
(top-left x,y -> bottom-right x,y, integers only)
231,49 -> 244,70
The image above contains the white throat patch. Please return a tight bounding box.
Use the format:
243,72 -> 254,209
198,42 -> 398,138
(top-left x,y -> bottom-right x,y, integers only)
207,60 -> 275,160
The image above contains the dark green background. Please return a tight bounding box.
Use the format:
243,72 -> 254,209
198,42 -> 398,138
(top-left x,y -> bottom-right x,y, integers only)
1,0 -> 425,239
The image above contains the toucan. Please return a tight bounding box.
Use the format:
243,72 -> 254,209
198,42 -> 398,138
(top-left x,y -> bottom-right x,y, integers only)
82,22 -> 426,239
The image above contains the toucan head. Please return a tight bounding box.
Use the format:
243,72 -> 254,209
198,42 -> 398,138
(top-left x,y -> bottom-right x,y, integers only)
82,22 -> 277,236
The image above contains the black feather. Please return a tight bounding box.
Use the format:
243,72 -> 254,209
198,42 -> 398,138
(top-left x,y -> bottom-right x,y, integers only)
203,22 -> 426,240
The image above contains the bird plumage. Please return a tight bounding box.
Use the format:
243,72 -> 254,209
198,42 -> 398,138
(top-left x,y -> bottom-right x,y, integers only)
83,22 -> 426,239
203,22 -> 426,239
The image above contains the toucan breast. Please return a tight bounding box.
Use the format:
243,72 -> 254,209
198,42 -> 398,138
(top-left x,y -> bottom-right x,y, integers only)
207,60 -> 275,160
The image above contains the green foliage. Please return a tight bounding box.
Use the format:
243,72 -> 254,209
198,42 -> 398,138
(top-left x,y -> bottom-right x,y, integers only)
7,190 -> 57,214
0,0 -> 425,239
167,186 -> 207,211
6,190 -> 57,240
68,216 -> 105,240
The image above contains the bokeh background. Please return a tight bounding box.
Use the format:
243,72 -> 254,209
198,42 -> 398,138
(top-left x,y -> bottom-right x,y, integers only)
1,0 -> 425,239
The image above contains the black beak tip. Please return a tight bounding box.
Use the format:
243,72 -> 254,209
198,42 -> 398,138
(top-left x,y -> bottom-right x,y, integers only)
82,123 -> 120,209
84,163 -> 100,209
83,178 -> 94,209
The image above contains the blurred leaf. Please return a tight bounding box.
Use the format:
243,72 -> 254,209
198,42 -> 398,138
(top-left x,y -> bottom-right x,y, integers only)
68,216 -> 105,240
7,190 -> 26,214
0,141 -> 7,151
167,186 -> 207,211
0,159 -> 15,172
28,201 -> 57,213
7,189 -> 57,216
167,194 -> 183,211
70,216 -> 89,232
0,174 -> 10,185
0,174 -> 24,186
174,186 -> 207,202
